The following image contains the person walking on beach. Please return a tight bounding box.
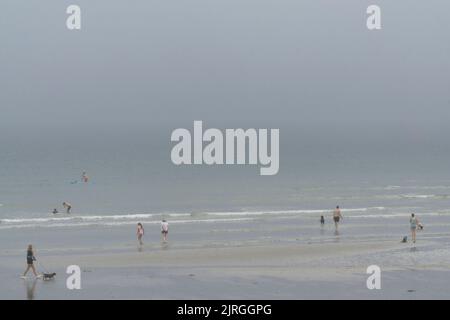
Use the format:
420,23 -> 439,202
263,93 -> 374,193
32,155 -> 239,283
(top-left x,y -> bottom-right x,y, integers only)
161,220 -> 169,242
22,245 -> 41,279
333,206 -> 343,230
410,213 -> 420,244
63,202 -> 72,214
320,215 -> 325,226
137,223 -> 144,245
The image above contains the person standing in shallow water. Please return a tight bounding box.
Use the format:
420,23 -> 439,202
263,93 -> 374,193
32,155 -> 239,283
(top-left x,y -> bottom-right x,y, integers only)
137,223 -> 144,245
333,206 -> 343,230
22,245 -> 41,279
161,220 -> 169,242
63,202 -> 72,214
410,213 -> 420,244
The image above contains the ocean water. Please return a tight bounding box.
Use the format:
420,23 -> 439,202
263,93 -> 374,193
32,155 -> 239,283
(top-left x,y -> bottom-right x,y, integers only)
1,128 -> 450,230
2,128 -> 450,300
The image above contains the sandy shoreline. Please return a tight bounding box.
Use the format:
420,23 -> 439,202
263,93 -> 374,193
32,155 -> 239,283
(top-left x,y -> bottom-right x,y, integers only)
2,239 -> 450,300
1,215 -> 450,299
42,241 -> 399,273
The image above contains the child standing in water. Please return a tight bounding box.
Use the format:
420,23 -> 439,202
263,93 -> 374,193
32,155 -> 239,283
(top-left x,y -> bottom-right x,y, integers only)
161,220 -> 169,242
137,223 -> 144,245
22,245 -> 41,279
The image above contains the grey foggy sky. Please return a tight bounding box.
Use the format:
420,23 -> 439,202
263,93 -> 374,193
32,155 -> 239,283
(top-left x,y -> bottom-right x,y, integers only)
1,0 -> 449,135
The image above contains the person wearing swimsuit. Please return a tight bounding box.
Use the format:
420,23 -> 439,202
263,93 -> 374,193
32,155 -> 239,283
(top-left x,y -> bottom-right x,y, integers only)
63,202 -> 72,214
333,206 -> 343,230
22,245 -> 40,279
410,213 -> 419,244
161,220 -> 169,242
137,223 -> 144,245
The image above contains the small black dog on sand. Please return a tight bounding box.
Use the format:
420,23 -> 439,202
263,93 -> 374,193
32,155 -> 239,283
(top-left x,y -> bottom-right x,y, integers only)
43,273 -> 56,281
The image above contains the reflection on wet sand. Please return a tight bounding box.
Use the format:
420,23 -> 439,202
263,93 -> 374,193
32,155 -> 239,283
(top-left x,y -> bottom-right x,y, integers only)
25,279 -> 38,300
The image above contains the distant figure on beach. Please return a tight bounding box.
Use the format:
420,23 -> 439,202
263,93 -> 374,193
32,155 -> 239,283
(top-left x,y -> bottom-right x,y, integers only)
63,202 -> 72,214
320,215 -> 325,226
52,208 -> 58,214
333,206 -> 343,230
137,223 -> 144,245
410,213 -> 420,243
82,171 -> 89,183
161,220 -> 169,242
21,245 -> 41,279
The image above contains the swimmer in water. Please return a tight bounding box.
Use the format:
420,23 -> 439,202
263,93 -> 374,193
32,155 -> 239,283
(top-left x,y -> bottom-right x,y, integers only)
82,171 -> 89,183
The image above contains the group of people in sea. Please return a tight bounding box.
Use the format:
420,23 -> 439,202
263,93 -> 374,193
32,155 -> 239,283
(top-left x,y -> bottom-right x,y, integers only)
321,206 -> 422,243
52,202 -> 72,214
22,203 -> 423,279
51,172 -> 89,215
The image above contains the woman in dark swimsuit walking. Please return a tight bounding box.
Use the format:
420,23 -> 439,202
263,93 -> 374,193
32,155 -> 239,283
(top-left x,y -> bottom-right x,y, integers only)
22,245 -> 41,279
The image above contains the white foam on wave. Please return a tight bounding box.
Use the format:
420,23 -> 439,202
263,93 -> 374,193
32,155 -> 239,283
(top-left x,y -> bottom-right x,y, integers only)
0,212 -> 191,224
369,193 -> 450,200
0,206 -> 387,228
0,217 -> 256,230
352,211 -> 450,219
383,185 -> 450,190
1,216 -> 74,223
400,194 -> 449,199
203,207 -> 386,217
384,185 -> 401,190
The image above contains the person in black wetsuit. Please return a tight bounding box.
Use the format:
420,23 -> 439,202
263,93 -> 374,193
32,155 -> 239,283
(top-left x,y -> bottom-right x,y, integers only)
22,245 -> 40,278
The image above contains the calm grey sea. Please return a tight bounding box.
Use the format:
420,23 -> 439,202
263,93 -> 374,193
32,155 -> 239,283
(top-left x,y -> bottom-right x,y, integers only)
1,127 -> 450,229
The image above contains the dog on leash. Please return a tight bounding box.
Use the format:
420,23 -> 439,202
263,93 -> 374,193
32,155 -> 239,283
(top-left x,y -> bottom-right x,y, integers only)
42,273 -> 56,281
